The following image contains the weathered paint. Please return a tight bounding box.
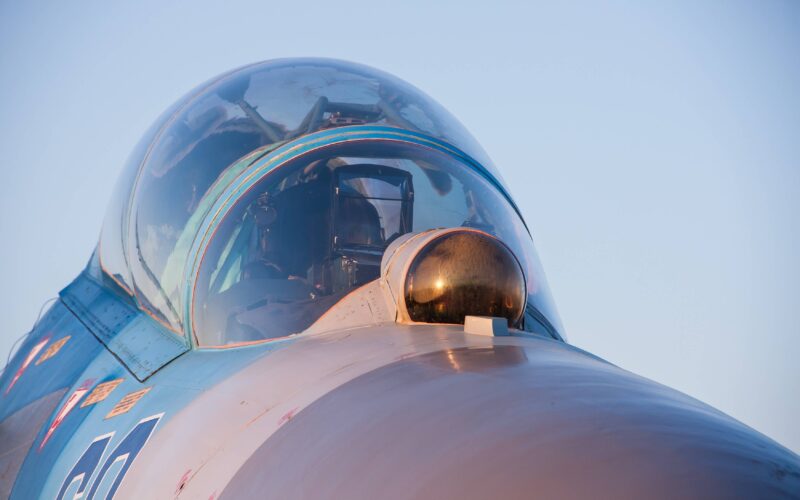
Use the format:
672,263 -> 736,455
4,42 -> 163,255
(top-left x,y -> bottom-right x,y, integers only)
0,292 -> 270,499
2,267 -> 799,499
223,344 -> 800,499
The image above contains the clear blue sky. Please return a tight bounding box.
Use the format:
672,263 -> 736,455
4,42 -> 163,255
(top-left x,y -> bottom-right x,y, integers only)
1,1 -> 798,452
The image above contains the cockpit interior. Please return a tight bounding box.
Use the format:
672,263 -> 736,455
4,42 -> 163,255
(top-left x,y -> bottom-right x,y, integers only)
194,141 -> 534,345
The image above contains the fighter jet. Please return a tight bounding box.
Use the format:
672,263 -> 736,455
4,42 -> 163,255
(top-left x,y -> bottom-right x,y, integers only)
1,58 -> 798,499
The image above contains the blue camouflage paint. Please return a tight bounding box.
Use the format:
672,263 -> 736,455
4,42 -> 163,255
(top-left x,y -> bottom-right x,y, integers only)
60,273 -> 189,381
0,302 -> 103,422
2,271 -> 293,499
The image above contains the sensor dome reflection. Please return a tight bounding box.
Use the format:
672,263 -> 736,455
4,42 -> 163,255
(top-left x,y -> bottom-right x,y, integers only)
404,231 -> 526,327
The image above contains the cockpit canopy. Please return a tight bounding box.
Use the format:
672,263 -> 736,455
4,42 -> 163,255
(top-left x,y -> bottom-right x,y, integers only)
97,58 -> 563,345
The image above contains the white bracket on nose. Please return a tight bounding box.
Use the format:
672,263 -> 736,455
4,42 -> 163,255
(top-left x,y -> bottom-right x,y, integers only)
463,316 -> 510,337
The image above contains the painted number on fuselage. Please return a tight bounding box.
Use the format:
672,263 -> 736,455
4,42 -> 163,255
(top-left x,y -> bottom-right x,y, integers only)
56,413 -> 163,500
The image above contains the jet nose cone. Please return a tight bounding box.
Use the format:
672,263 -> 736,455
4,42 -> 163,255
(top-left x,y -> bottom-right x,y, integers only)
223,343 -> 800,499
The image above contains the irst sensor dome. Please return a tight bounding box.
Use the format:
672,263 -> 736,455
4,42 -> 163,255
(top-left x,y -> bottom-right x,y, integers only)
404,230 -> 526,328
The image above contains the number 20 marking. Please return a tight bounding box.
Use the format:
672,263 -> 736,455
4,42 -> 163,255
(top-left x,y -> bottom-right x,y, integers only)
57,413 -> 163,500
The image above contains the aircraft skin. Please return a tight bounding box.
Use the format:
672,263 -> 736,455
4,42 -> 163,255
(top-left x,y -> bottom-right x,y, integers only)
1,58 -> 798,499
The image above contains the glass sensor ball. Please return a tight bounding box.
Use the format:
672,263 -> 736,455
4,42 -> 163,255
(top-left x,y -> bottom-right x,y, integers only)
404,231 -> 526,327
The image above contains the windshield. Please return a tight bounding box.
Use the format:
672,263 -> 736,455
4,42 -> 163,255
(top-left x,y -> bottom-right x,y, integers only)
193,141 -> 560,346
